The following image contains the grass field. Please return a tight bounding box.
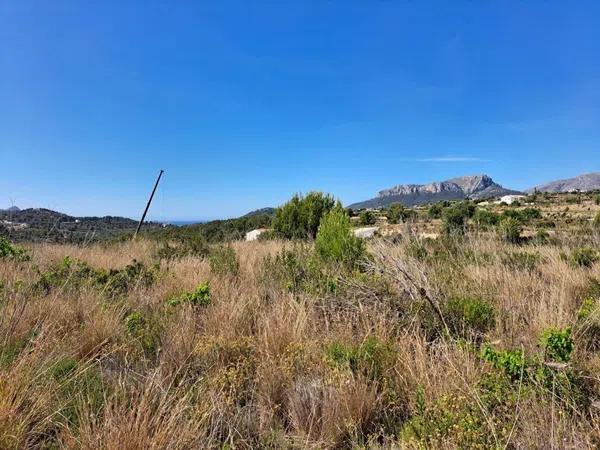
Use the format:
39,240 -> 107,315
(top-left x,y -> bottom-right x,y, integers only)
1,195 -> 600,448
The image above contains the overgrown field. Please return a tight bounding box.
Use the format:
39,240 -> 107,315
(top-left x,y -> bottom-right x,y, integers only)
2,199 -> 600,448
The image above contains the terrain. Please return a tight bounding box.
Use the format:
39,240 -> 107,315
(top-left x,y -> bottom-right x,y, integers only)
528,172 -> 600,193
0,207 -> 163,243
1,191 -> 600,448
348,174 -> 521,209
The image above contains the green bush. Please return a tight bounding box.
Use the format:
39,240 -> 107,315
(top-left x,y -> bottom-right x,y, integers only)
272,192 -> 336,239
595,195 -> 600,206
482,345 -> 526,380
209,245 -> 239,276
441,204 -> 472,235
473,208 -> 500,228
0,237 -> 29,261
326,336 -> 393,380
124,311 -> 162,359
358,210 -> 377,226
427,203 -> 443,219
496,217 -> 522,244
444,297 -> 495,338
540,327 -> 573,362
386,203 -> 409,224
167,281 -> 211,307
502,251 -> 542,272
315,208 -> 365,269
570,248 -> 598,268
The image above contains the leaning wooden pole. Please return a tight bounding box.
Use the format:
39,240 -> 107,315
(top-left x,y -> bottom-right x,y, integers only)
133,169 -> 164,240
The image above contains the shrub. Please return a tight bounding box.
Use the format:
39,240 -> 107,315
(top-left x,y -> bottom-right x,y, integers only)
386,203 -> 409,224
155,235 -> 210,260
444,297 -> 495,338
570,248 -> 598,268
315,208 -> 365,269
272,192 -> 336,239
496,217 -> 521,244
427,203 -> 443,219
441,203 -> 473,235
209,245 -> 239,276
358,210 -> 377,226
595,194 -> 600,206
540,327 -> 573,362
167,281 -> 211,307
326,336 -> 393,380
482,345 -> 526,380
0,237 -> 29,261
124,311 -> 162,359
473,208 -> 500,228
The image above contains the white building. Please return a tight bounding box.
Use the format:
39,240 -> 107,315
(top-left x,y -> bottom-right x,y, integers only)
245,228 -> 268,241
497,195 -> 526,205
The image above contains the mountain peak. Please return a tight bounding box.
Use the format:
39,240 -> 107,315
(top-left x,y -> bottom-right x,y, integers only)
528,172 -> 600,193
350,174 -> 521,209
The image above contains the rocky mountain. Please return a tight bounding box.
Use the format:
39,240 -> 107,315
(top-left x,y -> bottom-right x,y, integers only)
348,174 -> 521,209
527,172 -> 600,193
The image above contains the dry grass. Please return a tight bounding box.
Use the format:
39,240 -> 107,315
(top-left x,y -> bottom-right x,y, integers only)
1,227 -> 600,449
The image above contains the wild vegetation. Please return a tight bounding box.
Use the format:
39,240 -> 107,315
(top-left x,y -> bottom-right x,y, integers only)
1,192 -> 600,448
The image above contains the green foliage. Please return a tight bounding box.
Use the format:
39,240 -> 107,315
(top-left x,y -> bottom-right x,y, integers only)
570,247 -> 599,268
149,213 -> 272,245
326,336 -> 393,380
482,345 -> 526,380
51,357 -> 106,427
540,327 -> 573,362
36,256 -> 157,297
595,194 -> 600,206
209,246 -> 239,276
358,210 -> 376,226
444,297 -> 496,339
272,192 -> 336,239
427,203 -> 443,219
386,203 -> 410,224
167,282 -> 211,307
496,217 -> 522,243
124,311 -> 162,358
315,207 -> 365,269
0,237 -> 29,261
473,208 -> 500,228
441,205 -> 469,234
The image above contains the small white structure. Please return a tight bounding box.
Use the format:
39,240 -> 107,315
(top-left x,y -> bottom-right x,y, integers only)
245,228 -> 268,241
353,226 -> 378,239
497,195 -> 526,205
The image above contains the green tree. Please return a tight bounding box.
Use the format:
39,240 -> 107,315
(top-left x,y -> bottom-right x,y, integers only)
497,217 -> 522,244
387,203 -> 407,224
315,207 -> 365,269
358,210 -> 376,226
442,202 -> 475,235
272,192 -> 336,239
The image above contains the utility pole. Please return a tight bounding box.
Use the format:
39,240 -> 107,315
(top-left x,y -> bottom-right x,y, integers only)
133,169 -> 164,240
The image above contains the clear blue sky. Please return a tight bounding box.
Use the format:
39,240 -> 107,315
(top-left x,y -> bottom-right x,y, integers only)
1,1 -> 599,220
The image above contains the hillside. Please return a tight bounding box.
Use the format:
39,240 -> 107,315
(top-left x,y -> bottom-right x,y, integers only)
349,174 -> 521,209
528,172 -> 600,193
0,207 -> 163,243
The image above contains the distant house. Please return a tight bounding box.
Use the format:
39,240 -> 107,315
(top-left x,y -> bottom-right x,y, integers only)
245,228 -> 268,241
497,195 -> 526,205
353,226 -> 378,239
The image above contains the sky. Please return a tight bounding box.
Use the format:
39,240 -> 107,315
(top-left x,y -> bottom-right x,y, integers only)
1,1 -> 599,221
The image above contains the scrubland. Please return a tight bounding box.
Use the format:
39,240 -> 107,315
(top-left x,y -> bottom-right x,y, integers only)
2,197 -> 600,449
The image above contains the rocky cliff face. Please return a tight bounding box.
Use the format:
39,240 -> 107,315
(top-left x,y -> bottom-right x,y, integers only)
348,174 -> 521,209
527,172 -> 600,193
378,175 -> 495,197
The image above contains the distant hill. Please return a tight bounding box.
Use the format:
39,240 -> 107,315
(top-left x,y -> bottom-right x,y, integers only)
348,174 -> 522,209
0,207 -> 162,243
527,172 -> 600,193
0,206 -> 21,213
243,207 -> 276,217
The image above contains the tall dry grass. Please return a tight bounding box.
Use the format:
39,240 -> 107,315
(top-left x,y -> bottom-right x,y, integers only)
1,231 -> 600,448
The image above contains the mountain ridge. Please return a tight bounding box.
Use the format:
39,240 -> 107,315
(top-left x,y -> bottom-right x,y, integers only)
349,174 -> 522,209
527,172 -> 600,193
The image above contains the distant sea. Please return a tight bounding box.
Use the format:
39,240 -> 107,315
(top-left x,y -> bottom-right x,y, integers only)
167,220 -> 205,226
